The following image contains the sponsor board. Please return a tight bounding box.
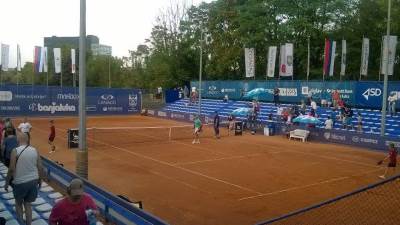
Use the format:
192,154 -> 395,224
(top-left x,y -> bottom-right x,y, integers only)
221,88 -> 236,93
0,91 -> 12,101
86,105 -> 97,112
0,105 -> 20,111
29,102 -> 76,114
207,85 -> 219,95
14,94 -> 47,100
98,94 -> 116,105
57,93 -> 79,100
171,113 -> 185,120
102,106 -> 123,112
158,111 -> 167,117
147,110 -> 155,115
362,88 -> 381,100
128,94 -> 139,112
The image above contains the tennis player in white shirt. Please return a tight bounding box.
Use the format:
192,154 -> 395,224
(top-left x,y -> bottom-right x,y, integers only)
18,117 -> 32,142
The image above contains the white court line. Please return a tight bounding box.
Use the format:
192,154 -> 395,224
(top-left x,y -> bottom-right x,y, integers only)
174,153 -> 266,166
238,168 -> 382,201
40,126 -> 261,195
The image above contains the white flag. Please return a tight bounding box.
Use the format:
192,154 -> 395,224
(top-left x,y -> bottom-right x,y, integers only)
329,41 -> 336,76
267,46 -> 277,78
245,48 -> 255,78
284,43 -> 294,76
279,45 -> 287,76
39,47 -> 45,73
43,47 -> 48,73
17,44 -> 22,72
71,49 -> 76,74
54,48 -> 62,73
381,35 -> 398,75
1,44 -> 10,71
340,40 -> 346,76
360,38 -> 369,76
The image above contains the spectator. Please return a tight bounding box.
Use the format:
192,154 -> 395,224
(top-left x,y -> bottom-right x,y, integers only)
378,143 -> 397,179
1,128 -> 18,167
307,91 -> 313,106
300,100 -> 306,115
325,116 -> 333,130
18,117 -> 32,144
49,179 -> 98,225
213,111 -> 220,139
183,86 -> 189,99
311,100 -> 317,111
276,106 -> 284,122
3,118 -> 16,137
309,108 -> 316,117
227,114 -> 236,136
357,112 -> 363,133
332,89 -> 341,108
5,133 -> 43,225
273,87 -> 280,106
268,113 -> 273,121
388,93 -> 397,116
49,120 -> 56,153
248,110 -> 257,135
223,95 -> 229,102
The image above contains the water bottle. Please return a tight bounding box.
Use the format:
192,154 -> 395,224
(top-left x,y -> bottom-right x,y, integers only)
85,209 -> 97,225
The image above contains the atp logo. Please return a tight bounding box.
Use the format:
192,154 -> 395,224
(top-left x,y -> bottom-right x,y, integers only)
362,88 -> 381,100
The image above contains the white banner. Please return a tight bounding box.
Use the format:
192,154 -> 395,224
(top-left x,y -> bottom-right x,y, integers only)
53,48 -> 62,74
279,45 -> 286,76
340,40 -> 346,76
1,44 -> 10,71
284,43 -> 294,76
381,35 -> 398,75
39,47 -> 45,73
71,49 -> 76,74
17,44 -> 22,72
360,38 -> 369,76
245,48 -> 255,78
329,41 -> 336,76
267,46 -> 277,78
43,47 -> 48,73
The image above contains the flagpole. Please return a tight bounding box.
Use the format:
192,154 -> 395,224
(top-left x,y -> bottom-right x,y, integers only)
379,36 -> 383,82
60,69 -> 63,88
108,55 -> 111,88
359,36 -> 363,81
307,36 -> 310,83
381,0 -> 391,136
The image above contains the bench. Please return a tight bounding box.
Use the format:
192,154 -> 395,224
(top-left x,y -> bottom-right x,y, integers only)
289,129 -> 310,142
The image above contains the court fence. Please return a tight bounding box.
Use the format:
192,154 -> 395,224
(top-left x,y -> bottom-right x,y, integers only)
255,173 -> 400,225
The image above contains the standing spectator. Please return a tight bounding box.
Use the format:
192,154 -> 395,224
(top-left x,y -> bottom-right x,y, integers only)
1,128 -> 18,167
227,114 -> 236,136
183,86 -> 189,99
192,116 -> 202,144
325,116 -> 333,130
213,111 -> 220,139
332,89 -> 341,108
388,93 -> 397,116
357,112 -> 363,133
300,100 -> 306,115
310,100 -> 317,111
378,143 -> 398,179
49,120 -> 56,153
276,106 -> 283,122
5,133 -> 43,225
3,118 -> 16,137
273,87 -> 280,106
18,117 -> 32,144
49,179 -> 98,225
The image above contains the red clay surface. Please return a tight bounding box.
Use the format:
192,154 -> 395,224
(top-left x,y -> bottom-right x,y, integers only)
17,115 -> 397,225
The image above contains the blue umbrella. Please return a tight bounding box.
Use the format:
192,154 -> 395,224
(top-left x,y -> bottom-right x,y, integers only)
293,115 -> 322,124
231,107 -> 252,116
244,88 -> 268,98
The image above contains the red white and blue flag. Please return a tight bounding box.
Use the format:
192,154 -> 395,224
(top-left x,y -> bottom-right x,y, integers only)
323,39 -> 336,77
34,46 -> 43,73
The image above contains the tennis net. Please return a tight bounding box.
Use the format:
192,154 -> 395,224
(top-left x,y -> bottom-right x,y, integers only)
85,123 -> 229,147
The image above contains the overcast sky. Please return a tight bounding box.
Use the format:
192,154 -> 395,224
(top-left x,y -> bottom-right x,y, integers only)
0,0 -> 213,67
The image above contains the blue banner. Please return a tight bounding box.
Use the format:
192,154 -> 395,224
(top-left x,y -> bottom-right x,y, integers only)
0,85 -> 141,116
192,80 -> 400,109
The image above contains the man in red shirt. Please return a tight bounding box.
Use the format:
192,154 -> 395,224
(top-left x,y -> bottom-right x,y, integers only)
49,179 -> 98,225
378,143 -> 398,179
332,89 -> 341,108
48,120 -> 56,154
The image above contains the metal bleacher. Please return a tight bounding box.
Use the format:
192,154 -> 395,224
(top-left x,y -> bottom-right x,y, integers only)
163,98 -> 400,137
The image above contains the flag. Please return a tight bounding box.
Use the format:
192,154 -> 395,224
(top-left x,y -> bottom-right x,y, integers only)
1,44 -> 10,71
323,39 -> 333,77
54,48 -> 62,74
381,35 -> 398,75
340,40 -> 346,76
329,41 -> 336,76
17,44 -> 22,72
284,43 -> 294,76
245,48 -> 255,78
267,46 -> 277,78
71,49 -> 76,74
43,47 -> 48,73
279,45 -> 287,76
360,38 -> 369,76
33,46 -> 42,73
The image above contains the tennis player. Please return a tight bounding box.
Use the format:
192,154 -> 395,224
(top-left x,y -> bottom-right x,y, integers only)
378,143 -> 398,179
193,116 -> 202,144
48,120 -> 56,153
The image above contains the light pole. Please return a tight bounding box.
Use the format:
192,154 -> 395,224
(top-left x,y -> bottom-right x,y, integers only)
77,0 -> 88,179
198,30 -> 203,116
380,0 -> 391,136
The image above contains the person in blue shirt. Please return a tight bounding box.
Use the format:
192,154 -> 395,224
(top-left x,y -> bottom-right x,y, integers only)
1,128 -> 18,167
213,111 -> 220,139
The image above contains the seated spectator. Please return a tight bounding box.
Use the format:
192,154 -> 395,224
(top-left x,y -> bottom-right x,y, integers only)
311,100 -> 317,111
1,128 -> 18,167
325,116 -> 333,130
223,95 -> 229,102
309,108 -> 316,117
49,179 -> 98,225
321,99 -> 328,107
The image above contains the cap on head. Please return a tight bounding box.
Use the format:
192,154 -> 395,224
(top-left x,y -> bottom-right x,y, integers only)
69,179 -> 84,196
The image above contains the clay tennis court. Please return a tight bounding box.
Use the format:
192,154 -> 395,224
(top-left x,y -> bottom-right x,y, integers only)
21,115 -> 389,225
